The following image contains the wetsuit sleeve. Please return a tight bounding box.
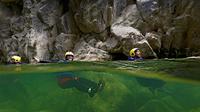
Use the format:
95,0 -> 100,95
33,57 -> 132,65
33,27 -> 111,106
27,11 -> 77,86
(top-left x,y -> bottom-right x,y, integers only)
128,57 -> 135,61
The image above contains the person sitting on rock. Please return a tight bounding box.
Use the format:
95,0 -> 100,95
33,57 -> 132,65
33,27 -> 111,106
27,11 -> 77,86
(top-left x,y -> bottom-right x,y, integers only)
65,51 -> 74,61
128,48 -> 143,61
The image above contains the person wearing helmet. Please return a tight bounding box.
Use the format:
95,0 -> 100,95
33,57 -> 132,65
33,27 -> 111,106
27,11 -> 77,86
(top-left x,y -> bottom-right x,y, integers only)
128,48 -> 143,61
10,55 -> 22,64
65,51 -> 74,61
31,51 -> 74,64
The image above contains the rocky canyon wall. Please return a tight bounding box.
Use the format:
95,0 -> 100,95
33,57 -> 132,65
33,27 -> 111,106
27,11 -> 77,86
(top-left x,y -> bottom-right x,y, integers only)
0,0 -> 200,62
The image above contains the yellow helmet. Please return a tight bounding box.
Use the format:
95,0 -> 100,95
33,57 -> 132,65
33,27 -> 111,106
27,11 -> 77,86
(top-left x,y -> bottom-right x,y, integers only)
65,52 -> 74,57
129,48 -> 139,57
11,55 -> 21,63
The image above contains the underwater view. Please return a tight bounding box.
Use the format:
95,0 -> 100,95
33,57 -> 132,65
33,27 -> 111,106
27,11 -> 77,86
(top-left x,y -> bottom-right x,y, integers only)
0,59 -> 200,112
1,0 -> 200,111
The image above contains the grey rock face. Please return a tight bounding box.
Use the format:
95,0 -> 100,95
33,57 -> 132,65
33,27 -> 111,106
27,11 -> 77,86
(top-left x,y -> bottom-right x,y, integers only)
146,32 -> 161,54
136,0 -> 200,58
0,0 -> 200,62
74,37 -> 111,61
74,0 -> 108,33
53,33 -> 77,60
24,0 -> 61,61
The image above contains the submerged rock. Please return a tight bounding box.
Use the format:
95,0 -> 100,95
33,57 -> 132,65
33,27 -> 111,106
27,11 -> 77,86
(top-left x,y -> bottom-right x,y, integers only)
136,77 -> 166,93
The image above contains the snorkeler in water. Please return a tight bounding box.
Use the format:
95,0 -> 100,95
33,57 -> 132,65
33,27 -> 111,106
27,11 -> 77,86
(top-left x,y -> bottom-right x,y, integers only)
10,55 -> 22,64
57,72 -> 105,97
65,51 -> 74,61
32,51 -> 74,64
128,48 -> 143,61
7,55 -> 22,64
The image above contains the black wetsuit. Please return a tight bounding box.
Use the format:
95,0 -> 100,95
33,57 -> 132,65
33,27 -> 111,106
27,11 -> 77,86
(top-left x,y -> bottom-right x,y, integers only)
57,72 -> 104,97
37,60 -> 69,64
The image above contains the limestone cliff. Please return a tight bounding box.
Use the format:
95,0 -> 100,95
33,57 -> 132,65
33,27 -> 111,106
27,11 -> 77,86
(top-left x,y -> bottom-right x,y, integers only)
0,0 -> 200,62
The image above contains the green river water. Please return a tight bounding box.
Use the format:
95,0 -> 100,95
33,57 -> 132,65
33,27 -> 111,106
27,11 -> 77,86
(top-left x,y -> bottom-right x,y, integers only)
0,59 -> 200,112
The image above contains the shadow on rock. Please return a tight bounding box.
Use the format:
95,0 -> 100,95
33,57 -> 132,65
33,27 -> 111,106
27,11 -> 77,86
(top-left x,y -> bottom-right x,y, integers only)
135,77 -> 166,94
